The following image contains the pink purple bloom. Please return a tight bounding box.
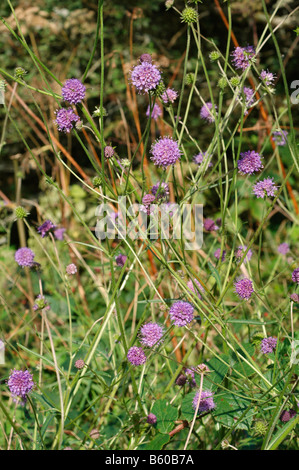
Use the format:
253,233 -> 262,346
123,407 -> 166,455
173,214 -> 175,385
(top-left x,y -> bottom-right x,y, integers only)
127,346 -> 147,366
15,247 -> 35,268
193,151 -> 213,168
200,102 -> 217,123
260,336 -> 277,354
140,193 -> 156,215
130,61 -> 161,94
234,245 -> 252,264
237,150 -> 263,175
234,278 -> 254,300
55,107 -> 80,133
192,389 -> 216,414
150,136 -> 182,168
253,177 -> 278,199
139,53 -> 152,64
187,278 -> 204,299
147,413 -> 157,425
169,300 -> 195,327
61,78 -> 86,105
260,70 -> 275,86
146,103 -> 162,121
7,369 -> 35,404
279,409 -> 297,423
115,254 -> 127,267
161,88 -> 178,104
214,248 -> 226,262
54,228 -> 66,241
151,181 -> 170,200
139,322 -> 164,348
290,293 -> 299,303
242,87 -> 255,114
185,367 -> 197,388
231,46 -> 255,70
292,268 -> 299,284
37,219 -> 56,238
75,359 -> 85,369
66,263 -> 77,275
277,243 -> 290,255
104,145 -> 114,159
204,218 -> 219,232
272,130 -> 288,146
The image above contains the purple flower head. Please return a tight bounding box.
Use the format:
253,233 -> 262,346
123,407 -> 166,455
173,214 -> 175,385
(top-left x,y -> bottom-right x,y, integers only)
55,107 -> 80,133
37,219 -> 56,238
61,78 -> 86,105
150,136 -> 182,168
146,103 -> 162,121
290,293 -> 299,303
214,248 -> 226,262
139,54 -> 152,64
66,263 -> 77,275
75,359 -> 85,369
193,151 -> 213,168
279,409 -> 296,423
234,245 -> 252,264
7,369 -> 35,405
192,389 -> 216,414
242,87 -> 255,114
237,150 -> 263,175
187,278 -> 204,299
231,45 -> 256,70
151,181 -> 170,201
104,145 -> 114,159
272,130 -> 288,146
260,336 -> 277,354
253,178 -> 278,199
200,102 -> 217,123
169,300 -> 195,327
146,413 -> 157,425
33,294 -> 50,311
185,367 -> 197,388
292,268 -> 299,284
139,322 -> 164,348
142,193 -> 156,206
130,61 -> 161,94
15,247 -> 35,268
234,278 -> 254,300
277,243 -> 289,255
260,69 -> 275,86
115,254 -> 127,267
204,218 -> 219,232
127,346 -> 147,366
176,374 -> 187,386
54,228 -> 66,241
161,88 -> 178,104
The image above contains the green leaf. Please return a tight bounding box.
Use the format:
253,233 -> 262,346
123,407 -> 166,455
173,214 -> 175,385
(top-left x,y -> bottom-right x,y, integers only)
208,261 -> 221,291
214,393 -> 254,430
201,354 -> 230,391
152,399 -> 178,434
141,433 -> 170,450
266,416 -> 299,450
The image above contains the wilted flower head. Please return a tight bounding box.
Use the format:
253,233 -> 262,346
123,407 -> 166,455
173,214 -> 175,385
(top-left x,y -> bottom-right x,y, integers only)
260,336 -> 277,354
169,301 -> 194,327
139,322 -> 164,348
204,218 -> 219,232
185,368 -> 197,388
234,245 -> 252,264
37,219 -> 56,238
54,107 -> 80,133
61,78 -> 86,104
175,374 -> 187,386
277,243 -> 290,255
161,88 -> 178,104
7,369 -> 35,405
253,178 -> 278,199
200,102 -> 217,123
146,413 -> 157,425
291,268 -> 299,284
272,130 -> 288,146
54,228 -> 66,241
192,389 -> 216,414
237,150 -> 263,175
130,61 -> 161,94
231,45 -> 256,70
150,136 -> 182,168
279,409 -> 296,423
234,278 -> 254,300
66,263 -> 77,275
15,247 -> 35,268
139,53 -> 152,64
214,248 -> 226,262
146,103 -> 162,121
127,346 -> 147,366
242,87 -> 255,114
151,181 -> 170,200
260,69 -> 275,86
115,254 -> 127,267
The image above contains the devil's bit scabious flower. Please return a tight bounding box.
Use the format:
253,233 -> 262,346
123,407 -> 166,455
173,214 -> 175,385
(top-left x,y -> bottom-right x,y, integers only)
214,248 -> 226,262
204,218 -> 219,232
146,103 -> 162,121
235,245 -> 252,264
61,78 -> 86,104
104,145 -> 114,159
139,53 -> 152,64
260,70 -> 275,86
55,107 -> 80,133
151,181 -> 170,200
200,102 -> 217,123
161,88 -> 178,104
139,322 -> 164,348
272,130 -> 288,146
127,346 -> 147,366
142,193 -> 156,206
193,151 -> 213,168
279,409 -> 296,423
130,61 -> 161,94
7,369 -> 34,404
169,301 -> 194,327
231,45 -> 255,70
37,219 -> 56,238
150,137 -> 181,168
242,87 -> 254,114
277,243 -> 290,255
290,293 -> 299,303
237,150 -> 263,175
147,413 -> 157,425
115,254 -> 127,267
75,359 -> 85,369
15,247 -> 35,268
234,278 -> 254,300
66,263 -> 77,275
192,390 -> 216,414
292,268 -> 299,284
185,368 -> 197,388
253,178 -> 278,199
260,336 -> 277,354
54,228 -> 66,241
187,278 -> 204,299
